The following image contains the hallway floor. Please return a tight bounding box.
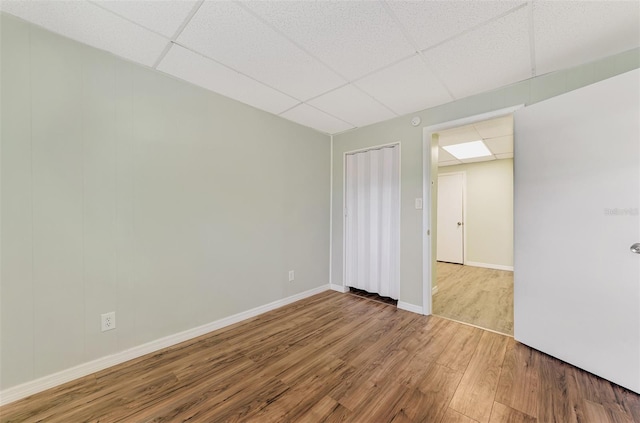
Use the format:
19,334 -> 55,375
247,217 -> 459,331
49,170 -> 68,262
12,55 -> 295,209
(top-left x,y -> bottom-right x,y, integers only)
433,262 -> 514,335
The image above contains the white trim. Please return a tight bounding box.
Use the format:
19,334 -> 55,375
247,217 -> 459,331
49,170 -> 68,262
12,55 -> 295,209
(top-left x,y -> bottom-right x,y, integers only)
330,283 -> 349,293
465,261 -> 514,272
329,135 -> 334,287
422,105 -> 524,318
432,285 -> 439,295
397,301 -> 424,315
0,284 -> 330,406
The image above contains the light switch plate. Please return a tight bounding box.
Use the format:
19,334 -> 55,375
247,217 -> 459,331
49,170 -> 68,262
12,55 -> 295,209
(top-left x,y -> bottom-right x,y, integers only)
415,198 -> 423,209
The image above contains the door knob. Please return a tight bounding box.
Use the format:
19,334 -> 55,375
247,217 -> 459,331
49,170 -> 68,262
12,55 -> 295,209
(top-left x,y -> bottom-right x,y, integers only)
457,222 -> 463,226
631,243 -> 640,254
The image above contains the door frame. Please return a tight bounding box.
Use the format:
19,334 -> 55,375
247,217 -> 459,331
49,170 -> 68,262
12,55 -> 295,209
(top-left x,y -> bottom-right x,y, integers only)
422,105 -> 522,315
436,171 -> 467,266
342,142 -> 401,294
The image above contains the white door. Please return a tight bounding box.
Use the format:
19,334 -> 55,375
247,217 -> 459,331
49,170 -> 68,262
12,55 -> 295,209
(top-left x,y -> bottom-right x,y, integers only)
437,173 -> 464,264
514,69 -> 639,393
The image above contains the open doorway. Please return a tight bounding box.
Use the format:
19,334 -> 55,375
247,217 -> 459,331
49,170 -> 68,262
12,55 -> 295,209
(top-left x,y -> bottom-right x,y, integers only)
431,115 -> 514,335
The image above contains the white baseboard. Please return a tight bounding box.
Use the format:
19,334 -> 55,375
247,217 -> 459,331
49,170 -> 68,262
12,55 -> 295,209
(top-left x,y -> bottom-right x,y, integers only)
465,261 -> 514,272
330,283 -> 349,293
0,284 -> 330,406
397,301 -> 424,315
432,285 -> 439,295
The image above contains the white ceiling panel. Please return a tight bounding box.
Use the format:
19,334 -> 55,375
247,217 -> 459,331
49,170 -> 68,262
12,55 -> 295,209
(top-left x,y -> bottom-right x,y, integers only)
439,160 -> 461,167
176,1 -> 345,101
485,135 -> 513,155
308,85 -> 396,128
424,6 -> 531,99
0,0 -> 168,67
461,155 -> 495,164
474,115 -> 513,139
244,0 -> 415,80
437,125 -> 482,146
438,148 -> 458,163
157,45 -> 299,115
280,104 -> 355,135
92,0 -> 197,38
534,1 -> 640,75
356,55 -> 453,115
387,0 -> 524,51
496,152 -> 514,160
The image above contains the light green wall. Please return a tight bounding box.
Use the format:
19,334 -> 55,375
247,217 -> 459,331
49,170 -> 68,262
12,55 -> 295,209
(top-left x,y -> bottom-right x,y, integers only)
331,47 -> 639,308
438,159 -> 514,268
0,13 -> 330,390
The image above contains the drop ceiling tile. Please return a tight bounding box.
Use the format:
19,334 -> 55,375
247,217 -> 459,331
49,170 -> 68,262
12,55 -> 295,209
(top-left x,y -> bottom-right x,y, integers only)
462,156 -> 495,164
280,104 -> 354,135
387,0 -> 524,51
437,125 -> 482,146
474,115 -> 513,139
157,45 -> 298,115
308,85 -> 396,128
92,0 -> 197,38
1,0 -> 168,67
423,6 -> 531,99
534,1 -> 640,75
484,135 -> 513,155
244,1 -> 415,80
438,148 -> 458,163
356,55 -> 453,115
496,152 -> 513,160
176,1 -> 345,101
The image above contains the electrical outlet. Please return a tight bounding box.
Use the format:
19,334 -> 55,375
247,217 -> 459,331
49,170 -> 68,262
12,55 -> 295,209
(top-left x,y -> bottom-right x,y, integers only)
288,270 -> 295,282
101,312 -> 116,332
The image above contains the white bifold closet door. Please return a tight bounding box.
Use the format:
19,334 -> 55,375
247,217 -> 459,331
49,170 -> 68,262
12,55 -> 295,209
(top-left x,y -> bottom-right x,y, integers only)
345,145 -> 400,300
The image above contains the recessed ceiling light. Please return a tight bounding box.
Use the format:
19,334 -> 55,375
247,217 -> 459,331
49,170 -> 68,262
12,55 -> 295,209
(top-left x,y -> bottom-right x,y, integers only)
442,140 -> 492,160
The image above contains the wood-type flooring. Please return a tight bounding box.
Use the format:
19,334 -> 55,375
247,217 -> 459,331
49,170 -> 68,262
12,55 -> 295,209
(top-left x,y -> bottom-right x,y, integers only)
433,262 -> 514,335
1,290 -> 637,422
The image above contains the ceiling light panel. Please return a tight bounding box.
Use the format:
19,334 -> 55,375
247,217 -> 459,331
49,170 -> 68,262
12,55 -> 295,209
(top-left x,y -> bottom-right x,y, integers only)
244,1 -> 415,80
387,0 -> 524,51
92,0 -> 198,38
443,140 -> 492,160
356,55 -> 453,115
176,1 -> 345,101
534,1 -> 640,75
280,104 -> 354,135
0,0 -> 168,67
423,7 -> 531,99
484,135 -> 513,155
308,85 -> 396,128
157,45 -> 298,115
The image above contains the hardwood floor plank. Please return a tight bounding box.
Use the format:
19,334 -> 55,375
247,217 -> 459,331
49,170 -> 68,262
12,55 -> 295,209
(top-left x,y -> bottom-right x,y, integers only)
440,408 -> 480,423
488,401 -> 536,423
495,339 -> 539,417
537,353 -> 581,423
1,291 -> 638,423
449,331 -> 509,423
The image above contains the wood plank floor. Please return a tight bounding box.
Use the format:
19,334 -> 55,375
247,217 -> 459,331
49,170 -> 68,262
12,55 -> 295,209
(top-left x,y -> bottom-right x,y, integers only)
2,290 -> 638,423
434,262 -> 514,335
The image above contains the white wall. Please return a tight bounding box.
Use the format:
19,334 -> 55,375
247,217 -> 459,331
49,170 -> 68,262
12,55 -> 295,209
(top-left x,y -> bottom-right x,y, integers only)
1,14 -> 330,390
438,159 -> 513,269
331,48 -> 639,309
